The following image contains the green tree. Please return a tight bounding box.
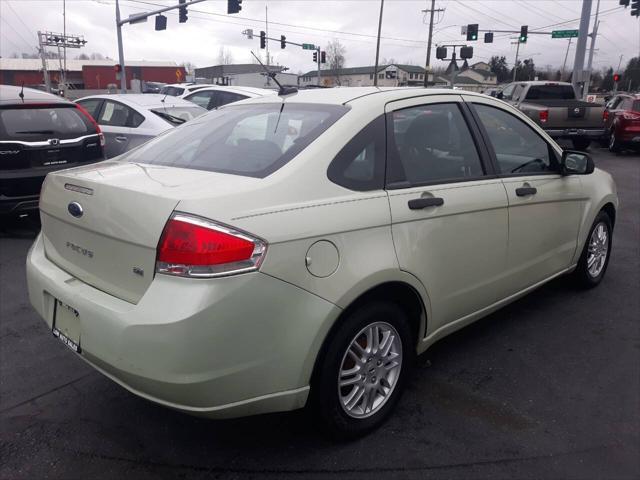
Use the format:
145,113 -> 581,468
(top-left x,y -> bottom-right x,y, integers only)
601,67 -> 614,91
622,57 -> 640,91
489,55 -> 509,83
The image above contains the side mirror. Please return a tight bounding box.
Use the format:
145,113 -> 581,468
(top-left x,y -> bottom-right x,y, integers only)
561,150 -> 594,175
496,91 -> 504,99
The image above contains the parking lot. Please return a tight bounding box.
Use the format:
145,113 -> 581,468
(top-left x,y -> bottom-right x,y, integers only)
0,145 -> 638,479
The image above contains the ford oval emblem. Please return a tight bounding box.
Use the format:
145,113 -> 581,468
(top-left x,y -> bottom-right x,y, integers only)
67,202 -> 83,218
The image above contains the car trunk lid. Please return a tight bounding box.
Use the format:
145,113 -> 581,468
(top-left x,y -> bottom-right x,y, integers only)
39,160 -> 259,303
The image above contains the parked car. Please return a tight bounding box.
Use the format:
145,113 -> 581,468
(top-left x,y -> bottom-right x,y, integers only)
27,87 -> 617,439
603,93 -> 640,152
141,81 -> 166,94
75,94 -> 206,158
183,85 -> 276,110
159,83 -> 214,98
0,84 -> 104,215
498,81 -> 606,150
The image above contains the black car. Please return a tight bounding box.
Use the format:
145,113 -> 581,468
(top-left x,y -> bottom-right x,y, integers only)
0,85 -> 105,215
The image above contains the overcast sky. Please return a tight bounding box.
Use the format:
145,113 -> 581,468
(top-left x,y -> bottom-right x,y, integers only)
1,0 -> 638,75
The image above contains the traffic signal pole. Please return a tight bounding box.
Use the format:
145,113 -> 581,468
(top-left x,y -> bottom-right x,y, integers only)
115,0 -> 208,93
572,0 -> 593,98
512,40 -> 521,82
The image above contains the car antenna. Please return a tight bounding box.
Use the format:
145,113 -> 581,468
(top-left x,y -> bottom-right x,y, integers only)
250,51 -> 297,96
18,81 -> 25,102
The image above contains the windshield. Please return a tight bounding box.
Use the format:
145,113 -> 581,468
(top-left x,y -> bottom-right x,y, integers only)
0,105 -> 92,141
150,106 -> 206,125
525,84 -> 576,100
125,103 -> 348,178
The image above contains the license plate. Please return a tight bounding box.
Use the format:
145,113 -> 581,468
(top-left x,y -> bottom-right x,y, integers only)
53,299 -> 81,353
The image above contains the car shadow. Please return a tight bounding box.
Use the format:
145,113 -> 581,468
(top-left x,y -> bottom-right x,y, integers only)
0,213 -> 41,239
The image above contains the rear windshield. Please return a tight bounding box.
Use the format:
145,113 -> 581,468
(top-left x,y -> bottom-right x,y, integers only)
525,85 -> 576,100
159,86 -> 184,96
150,106 -> 206,125
0,105 -> 93,141
125,103 -> 348,178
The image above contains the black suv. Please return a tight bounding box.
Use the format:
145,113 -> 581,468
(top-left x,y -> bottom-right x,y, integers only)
0,85 -> 105,215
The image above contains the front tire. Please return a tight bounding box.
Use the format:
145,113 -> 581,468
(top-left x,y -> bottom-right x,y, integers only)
572,138 -> 591,151
574,211 -> 613,288
311,302 -> 414,439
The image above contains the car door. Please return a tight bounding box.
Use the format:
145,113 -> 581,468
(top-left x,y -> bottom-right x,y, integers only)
466,96 -> 584,294
385,96 -> 509,331
96,100 -> 133,158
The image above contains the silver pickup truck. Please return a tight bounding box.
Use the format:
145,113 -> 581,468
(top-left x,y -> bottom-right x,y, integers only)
497,81 -> 605,150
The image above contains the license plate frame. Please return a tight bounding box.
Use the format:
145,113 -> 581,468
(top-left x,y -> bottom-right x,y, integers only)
52,299 -> 81,353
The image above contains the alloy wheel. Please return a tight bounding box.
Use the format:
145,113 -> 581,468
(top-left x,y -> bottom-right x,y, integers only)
587,222 -> 609,278
338,321 -> 403,419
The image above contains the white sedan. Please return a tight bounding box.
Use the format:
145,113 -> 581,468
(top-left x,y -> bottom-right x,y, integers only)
28,87 -> 617,439
76,94 -> 206,158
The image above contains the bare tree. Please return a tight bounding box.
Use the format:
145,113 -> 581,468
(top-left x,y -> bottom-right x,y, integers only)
325,39 -> 346,86
180,61 -> 197,74
217,46 -> 234,65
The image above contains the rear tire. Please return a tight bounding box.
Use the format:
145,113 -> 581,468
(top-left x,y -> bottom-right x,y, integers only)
574,210 -> 613,288
310,302 -> 414,440
608,130 -> 621,153
572,138 -> 591,151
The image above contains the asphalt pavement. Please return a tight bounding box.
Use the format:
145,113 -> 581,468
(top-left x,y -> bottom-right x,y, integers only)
1,146 -> 638,480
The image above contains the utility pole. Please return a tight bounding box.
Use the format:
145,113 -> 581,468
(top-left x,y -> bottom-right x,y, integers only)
572,0 -> 593,97
115,0 -> 126,93
561,38 -> 573,81
584,0 -> 600,97
422,0 -> 445,87
316,47 -> 321,87
265,5 -> 270,66
373,0 -> 384,87
37,31 -> 52,92
512,39 -> 521,82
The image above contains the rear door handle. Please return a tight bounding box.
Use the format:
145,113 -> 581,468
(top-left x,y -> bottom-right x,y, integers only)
515,186 -> 537,197
408,197 -> 444,209
115,136 -> 128,142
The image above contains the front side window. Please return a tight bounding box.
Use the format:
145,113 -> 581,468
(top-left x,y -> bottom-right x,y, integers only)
474,104 -> 557,175
500,84 -> 515,100
387,103 -> 484,186
77,99 -> 102,119
125,103 -> 348,178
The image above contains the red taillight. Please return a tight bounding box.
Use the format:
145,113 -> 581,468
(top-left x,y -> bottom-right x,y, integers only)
603,110 -> 609,122
622,111 -> 640,121
539,110 -> 549,123
75,103 -> 105,148
156,214 -> 267,278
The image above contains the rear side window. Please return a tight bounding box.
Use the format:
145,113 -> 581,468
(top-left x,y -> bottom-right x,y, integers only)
387,103 -> 484,186
98,101 -> 133,127
125,103 -> 348,178
0,106 -> 91,141
215,91 -> 248,107
525,85 -> 576,100
186,91 -> 214,109
328,115 -> 385,191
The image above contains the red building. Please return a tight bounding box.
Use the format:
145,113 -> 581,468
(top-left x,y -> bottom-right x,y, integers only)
0,58 -> 186,89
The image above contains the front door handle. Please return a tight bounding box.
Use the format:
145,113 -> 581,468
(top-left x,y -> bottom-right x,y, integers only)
115,136 -> 128,142
408,197 -> 444,210
516,186 -> 537,197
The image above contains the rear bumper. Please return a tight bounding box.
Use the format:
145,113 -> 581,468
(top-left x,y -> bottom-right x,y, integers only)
545,128 -> 606,139
27,233 -> 341,418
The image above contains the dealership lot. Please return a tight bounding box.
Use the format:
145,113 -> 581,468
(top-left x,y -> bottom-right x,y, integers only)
1,146 -> 638,479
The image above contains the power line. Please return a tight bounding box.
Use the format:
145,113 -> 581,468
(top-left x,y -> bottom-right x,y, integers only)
0,14 -> 38,53
5,1 -> 38,40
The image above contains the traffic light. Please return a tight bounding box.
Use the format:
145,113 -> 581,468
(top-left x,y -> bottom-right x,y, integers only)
460,46 -> 474,60
466,24 -> 478,41
313,51 -> 318,63
114,64 -> 122,73
228,0 -> 242,14
155,14 -> 167,30
178,0 -> 187,23
620,0 -> 630,6
259,31 -> 266,49
613,73 -> 621,82
280,35 -> 286,49
519,25 -> 528,43
484,32 -> 493,43
436,46 -> 447,60
321,51 -> 326,64
632,0 -> 640,16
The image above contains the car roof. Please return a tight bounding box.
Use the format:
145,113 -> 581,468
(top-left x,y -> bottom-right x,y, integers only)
75,94 -> 200,109
184,85 -> 276,97
242,87 -> 485,106
0,84 -> 72,106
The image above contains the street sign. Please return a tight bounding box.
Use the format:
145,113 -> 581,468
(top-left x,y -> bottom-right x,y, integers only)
552,29 -> 579,39
302,43 -> 316,50
129,13 -> 148,24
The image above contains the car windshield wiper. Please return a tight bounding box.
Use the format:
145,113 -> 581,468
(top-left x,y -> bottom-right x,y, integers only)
152,110 -> 186,125
14,130 -> 56,134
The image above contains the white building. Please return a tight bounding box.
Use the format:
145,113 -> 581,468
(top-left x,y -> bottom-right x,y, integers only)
299,64 -> 430,88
